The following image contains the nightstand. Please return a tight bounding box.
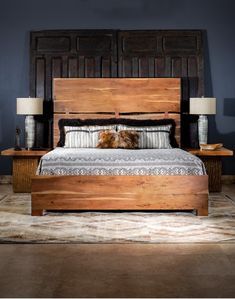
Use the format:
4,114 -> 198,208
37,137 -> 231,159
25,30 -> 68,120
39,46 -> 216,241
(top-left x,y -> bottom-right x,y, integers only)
187,147 -> 233,192
1,148 -> 50,193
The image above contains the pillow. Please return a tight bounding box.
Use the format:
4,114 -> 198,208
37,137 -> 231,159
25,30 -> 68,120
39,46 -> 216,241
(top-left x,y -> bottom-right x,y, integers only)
57,118 -> 178,147
97,130 -> 119,148
117,124 -> 172,149
118,130 -> 139,149
117,125 -> 145,148
58,118 -> 119,147
64,125 -> 116,148
97,130 -> 139,149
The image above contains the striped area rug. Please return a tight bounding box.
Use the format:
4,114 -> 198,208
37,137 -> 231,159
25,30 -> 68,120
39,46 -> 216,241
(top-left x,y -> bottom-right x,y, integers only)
0,192 -> 235,243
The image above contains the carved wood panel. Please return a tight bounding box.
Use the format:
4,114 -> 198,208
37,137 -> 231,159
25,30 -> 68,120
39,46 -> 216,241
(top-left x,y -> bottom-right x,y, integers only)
31,30 -> 117,97
118,30 -> 204,93
30,30 -> 117,147
118,30 -> 204,148
30,29 -> 204,148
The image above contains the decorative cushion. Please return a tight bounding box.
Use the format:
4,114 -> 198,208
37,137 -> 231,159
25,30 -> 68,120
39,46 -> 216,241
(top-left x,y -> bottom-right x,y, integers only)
117,124 -> 172,149
118,130 -> 139,149
97,130 -> 119,149
117,125 -> 145,148
97,130 -> 139,149
64,125 -> 116,148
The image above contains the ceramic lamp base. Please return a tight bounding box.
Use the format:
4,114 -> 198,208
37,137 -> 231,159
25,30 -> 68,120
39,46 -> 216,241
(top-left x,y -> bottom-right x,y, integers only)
198,115 -> 208,145
25,115 -> 35,149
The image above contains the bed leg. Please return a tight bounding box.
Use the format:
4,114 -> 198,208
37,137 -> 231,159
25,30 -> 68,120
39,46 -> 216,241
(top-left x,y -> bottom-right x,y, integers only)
197,208 -> 208,216
31,209 -> 44,216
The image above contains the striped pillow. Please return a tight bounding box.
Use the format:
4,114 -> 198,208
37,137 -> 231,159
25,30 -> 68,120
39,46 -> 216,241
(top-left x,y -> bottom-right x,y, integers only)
64,125 -> 117,148
57,118 -> 178,147
117,124 -> 172,149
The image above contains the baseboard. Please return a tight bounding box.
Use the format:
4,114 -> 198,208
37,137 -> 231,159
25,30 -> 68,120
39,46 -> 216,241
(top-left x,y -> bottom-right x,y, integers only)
0,175 -> 12,184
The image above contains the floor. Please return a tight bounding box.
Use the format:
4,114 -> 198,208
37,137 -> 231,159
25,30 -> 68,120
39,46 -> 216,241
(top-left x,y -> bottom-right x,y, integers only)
0,184 -> 235,298
0,243 -> 235,298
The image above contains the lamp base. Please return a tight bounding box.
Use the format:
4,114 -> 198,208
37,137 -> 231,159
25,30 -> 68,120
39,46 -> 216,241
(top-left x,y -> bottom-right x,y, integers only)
198,115 -> 208,145
25,115 -> 35,149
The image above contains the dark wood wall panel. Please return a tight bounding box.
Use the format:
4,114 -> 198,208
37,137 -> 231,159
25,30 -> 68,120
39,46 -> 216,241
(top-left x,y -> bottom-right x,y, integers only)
118,30 -> 204,148
31,31 -> 117,98
30,29 -> 204,148
84,57 -> 94,77
188,56 -> 198,76
155,57 -> 165,77
35,58 -> 45,98
60,57 -> 67,77
68,58 -> 78,77
52,58 -> 62,78
171,57 -> 182,77
36,36 -> 71,52
101,57 -> 112,77
30,30 -> 117,147
118,30 -> 204,94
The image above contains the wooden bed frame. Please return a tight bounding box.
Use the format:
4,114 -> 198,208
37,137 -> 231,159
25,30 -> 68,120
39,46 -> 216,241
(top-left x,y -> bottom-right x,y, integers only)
31,78 -> 208,216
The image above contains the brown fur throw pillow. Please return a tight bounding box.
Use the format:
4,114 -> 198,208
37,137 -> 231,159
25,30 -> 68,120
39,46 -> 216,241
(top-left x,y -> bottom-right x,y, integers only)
97,130 -> 139,149
97,130 -> 119,148
118,130 -> 139,149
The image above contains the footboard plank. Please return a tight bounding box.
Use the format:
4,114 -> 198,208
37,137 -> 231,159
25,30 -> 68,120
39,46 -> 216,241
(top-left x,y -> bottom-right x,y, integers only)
32,175 -> 207,194
32,194 -> 208,211
31,175 -> 208,216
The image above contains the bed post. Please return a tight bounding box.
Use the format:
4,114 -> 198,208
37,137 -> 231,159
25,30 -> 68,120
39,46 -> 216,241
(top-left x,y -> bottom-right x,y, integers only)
197,209 -> 208,216
31,209 -> 44,216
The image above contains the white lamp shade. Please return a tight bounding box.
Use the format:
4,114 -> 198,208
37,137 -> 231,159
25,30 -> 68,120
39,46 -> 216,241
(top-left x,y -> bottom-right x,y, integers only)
189,97 -> 216,115
16,97 -> 43,115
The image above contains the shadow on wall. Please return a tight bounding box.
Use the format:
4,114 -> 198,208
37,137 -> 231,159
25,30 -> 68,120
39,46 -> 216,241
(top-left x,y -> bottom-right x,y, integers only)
203,31 -> 213,97
0,109 -> 12,175
209,114 -> 235,175
217,131 -> 235,175
185,31 -> 213,149
202,32 -> 235,174
221,99 -> 235,147
0,111 -> 2,145
224,98 -> 235,116
222,98 -> 235,174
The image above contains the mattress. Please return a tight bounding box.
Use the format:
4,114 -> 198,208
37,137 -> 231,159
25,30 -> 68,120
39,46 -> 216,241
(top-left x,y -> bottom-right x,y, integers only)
37,148 -> 206,176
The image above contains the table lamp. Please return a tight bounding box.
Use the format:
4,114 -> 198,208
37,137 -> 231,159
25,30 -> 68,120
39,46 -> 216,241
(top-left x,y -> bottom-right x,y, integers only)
189,97 -> 216,145
16,97 -> 43,149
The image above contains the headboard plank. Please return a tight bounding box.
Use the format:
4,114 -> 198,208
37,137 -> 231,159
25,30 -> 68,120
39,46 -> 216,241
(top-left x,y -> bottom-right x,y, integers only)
53,78 -> 181,148
54,78 -> 180,113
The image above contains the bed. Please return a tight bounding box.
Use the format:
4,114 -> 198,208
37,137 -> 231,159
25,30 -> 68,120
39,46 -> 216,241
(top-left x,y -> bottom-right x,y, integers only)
31,78 -> 208,216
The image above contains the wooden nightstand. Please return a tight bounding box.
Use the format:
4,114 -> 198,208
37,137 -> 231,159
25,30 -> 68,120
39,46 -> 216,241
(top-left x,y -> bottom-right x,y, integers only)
187,147 -> 233,192
1,148 -> 50,193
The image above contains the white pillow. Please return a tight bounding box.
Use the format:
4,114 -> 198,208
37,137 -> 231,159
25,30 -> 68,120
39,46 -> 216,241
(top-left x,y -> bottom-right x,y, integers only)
64,125 -> 117,148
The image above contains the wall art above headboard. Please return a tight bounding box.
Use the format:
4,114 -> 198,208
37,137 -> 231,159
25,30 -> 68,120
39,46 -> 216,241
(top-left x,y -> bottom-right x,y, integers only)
30,29 -> 204,148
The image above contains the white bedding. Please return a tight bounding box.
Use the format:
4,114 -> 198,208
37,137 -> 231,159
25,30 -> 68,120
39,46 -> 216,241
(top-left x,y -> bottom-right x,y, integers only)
37,148 -> 206,176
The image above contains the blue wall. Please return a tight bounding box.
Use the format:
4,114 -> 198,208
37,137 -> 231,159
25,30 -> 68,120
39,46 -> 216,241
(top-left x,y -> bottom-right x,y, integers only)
1,0 -> 235,174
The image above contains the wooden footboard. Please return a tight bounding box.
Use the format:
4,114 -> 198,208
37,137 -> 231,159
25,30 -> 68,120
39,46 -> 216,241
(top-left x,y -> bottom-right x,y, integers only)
31,175 -> 208,216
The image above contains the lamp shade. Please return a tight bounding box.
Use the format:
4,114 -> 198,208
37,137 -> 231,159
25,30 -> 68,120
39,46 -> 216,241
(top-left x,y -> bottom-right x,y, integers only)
16,97 -> 43,115
189,97 -> 216,115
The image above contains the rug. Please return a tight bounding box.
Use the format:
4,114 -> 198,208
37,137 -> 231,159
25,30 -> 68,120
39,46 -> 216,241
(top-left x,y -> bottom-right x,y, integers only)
0,192 -> 235,243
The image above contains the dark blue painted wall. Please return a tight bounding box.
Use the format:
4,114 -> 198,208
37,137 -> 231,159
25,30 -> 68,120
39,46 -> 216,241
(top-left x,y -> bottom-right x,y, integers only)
1,0 -> 235,174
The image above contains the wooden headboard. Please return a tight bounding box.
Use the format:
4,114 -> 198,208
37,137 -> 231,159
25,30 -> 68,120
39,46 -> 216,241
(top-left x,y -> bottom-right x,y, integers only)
53,78 -> 181,148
